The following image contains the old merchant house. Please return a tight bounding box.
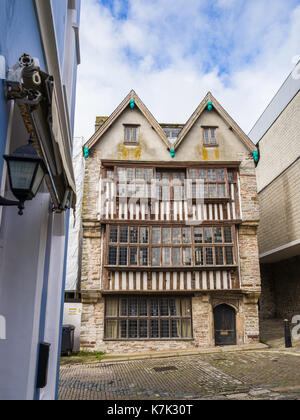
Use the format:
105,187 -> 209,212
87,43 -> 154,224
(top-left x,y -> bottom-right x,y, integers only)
80,90 -> 261,353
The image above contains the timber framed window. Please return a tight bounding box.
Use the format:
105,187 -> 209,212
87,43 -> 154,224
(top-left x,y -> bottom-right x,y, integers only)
107,225 -> 236,268
102,165 -> 236,201
188,167 -> 228,199
104,296 -> 193,340
124,125 -> 139,144
203,127 -> 217,146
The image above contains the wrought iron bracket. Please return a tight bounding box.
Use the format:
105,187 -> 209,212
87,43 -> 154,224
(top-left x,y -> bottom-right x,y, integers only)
0,196 -> 25,215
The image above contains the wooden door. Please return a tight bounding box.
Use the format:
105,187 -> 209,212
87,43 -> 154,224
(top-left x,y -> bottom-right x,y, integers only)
214,304 -> 236,346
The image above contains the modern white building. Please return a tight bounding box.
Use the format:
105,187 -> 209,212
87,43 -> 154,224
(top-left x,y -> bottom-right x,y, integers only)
0,0 -> 81,400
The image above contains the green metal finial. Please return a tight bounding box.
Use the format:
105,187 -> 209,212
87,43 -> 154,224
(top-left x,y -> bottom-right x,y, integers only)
207,101 -> 213,111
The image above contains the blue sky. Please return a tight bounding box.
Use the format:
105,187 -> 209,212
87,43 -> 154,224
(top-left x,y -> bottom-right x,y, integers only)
75,0 -> 300,140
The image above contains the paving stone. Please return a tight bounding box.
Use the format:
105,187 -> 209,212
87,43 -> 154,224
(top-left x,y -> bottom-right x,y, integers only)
58,351 -> 300,400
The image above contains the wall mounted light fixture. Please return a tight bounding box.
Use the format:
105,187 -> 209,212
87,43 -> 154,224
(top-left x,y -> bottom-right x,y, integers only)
0,135 -> 47,215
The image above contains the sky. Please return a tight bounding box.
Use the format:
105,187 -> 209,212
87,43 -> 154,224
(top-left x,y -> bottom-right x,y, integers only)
74,0 -> 300,141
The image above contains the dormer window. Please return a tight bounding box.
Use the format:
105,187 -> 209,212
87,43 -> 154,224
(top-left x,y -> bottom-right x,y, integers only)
203,127 -> 218,146
124,125 -> 139,144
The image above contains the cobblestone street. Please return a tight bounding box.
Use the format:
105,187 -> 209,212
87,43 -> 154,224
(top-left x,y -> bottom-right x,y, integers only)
59,350 -> 300,400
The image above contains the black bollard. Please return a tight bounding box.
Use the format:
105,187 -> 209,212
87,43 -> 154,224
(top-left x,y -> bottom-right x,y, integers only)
284,319 -> 292,348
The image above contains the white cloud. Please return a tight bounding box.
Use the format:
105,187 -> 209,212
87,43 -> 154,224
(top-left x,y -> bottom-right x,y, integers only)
74,0 -> 300,141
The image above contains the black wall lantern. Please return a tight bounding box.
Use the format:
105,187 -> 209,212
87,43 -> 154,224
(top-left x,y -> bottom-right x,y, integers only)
0,135 -> 47,215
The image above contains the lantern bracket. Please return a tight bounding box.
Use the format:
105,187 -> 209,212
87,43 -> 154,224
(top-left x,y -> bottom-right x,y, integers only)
0,196 -> 24,215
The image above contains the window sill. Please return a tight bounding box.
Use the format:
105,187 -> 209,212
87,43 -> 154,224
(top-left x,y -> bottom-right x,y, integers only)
105,265 -> 238,271
203,144 -> 219,148
123,142 -> 139,146
103,338 -> 195,342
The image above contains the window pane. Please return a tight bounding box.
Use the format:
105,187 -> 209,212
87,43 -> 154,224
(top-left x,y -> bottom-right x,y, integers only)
110,226 -> 118,243
210,129 -> 216,144
163,248 -> 171,266
182,320 -> 192,338
205,248 -> 214,265
195,247 -> 204,265
106,320 -> 118,339
217,169 -> 225,181
170,298 -> 181,316
162,228 -> 171,244
152,248 -> 160,266
171,320 -> 180,338
162,186 -> 170,201
107,169 -> 114,180
140,227 -> 149,244
106,297 -> 118,316
218,184 -> 226,197
132,127 -> 137,142
224,227 -> 232,243
160,298 -> 169,316
172,228 -> 181,244
130,227 -> 138,243
140,247 -> 148,266
139,320 -> 148,338
204,228 -> 213,243
152,227 -> 161,244
136,168 -> 143,179
108,247 -> 117,265
118,183 -> 126,197
209,184 -> 217,198
161,320 -> 170,338
182,228 -> 191,244
120,320 -> 127,338
199,169 -> 207,181
208,169 -> 216,182
120,299 -> 127,316
216,247 -> 224,265
127,168 -> 134,181
225,247 -> 234,264
189,169 -> 197,180
227,170 -> 234,181
183,247 -> 192,266
150,320 -> 159,338
204,129 -> 209,144
120,227 -> 128,243
181,298 -> 191,316
173,248 -> 181,265
129,320 -> 138,338
119,247 -> 128,265
139,299 -> 148,316
118,168 -> 126,181
130,248 -> 138,265
128,298 -> 138,316
150,299 -> 159,316
144,169 -> 152,182
194,228 -> 203,243
174,185 -> 182,201
214,227 -> 222,243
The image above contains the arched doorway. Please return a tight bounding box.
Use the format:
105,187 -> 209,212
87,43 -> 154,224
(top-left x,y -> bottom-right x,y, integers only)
214,304 -> 237,346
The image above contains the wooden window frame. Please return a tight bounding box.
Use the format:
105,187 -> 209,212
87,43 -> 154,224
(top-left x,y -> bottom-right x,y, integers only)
106,225 -> 237,269
123,124 -> 140,145
104,295 -> 193,341
202,126 -> 218,147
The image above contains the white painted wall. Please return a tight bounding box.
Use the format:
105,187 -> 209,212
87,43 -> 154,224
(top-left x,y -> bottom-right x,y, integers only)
0,194 -> 50,400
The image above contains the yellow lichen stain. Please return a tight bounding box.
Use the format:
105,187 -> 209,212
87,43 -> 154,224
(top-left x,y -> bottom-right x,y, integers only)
117,142 -> 142,160
202,146 -> 209,161
214,148 -> 220,160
